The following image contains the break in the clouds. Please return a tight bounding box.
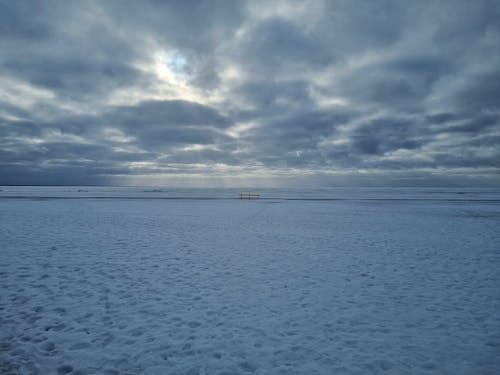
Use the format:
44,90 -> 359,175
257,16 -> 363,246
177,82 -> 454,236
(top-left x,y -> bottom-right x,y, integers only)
1,0 -> 499,186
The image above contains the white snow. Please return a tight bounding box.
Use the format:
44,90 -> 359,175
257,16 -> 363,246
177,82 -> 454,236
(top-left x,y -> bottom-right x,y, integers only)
1,187 -> 499,375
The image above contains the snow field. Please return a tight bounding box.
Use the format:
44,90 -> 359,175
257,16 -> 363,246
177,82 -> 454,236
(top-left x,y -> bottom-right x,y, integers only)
1,196 -> 499,374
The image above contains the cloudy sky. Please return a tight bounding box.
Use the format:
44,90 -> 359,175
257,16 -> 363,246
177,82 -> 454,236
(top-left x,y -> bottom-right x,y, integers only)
1,0 -> 499,186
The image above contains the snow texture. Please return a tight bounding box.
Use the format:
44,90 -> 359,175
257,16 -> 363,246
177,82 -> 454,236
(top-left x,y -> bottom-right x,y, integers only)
1,187 -> 499,375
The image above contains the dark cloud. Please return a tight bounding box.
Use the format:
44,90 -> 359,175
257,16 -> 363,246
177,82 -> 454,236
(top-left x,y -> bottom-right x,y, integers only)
105,100 -> 232,150
0,1 -> 49,40
246,108 -> 350,156
233,80 -> 313,112
436,113 -> 500,134
100,0 -> 246,51
350,118 -> 421,155
0,98 -> 235,183
3,59 -> 144,98
454,69 -> 500,113
0,0 -> 499,186
109,100 -> 230,129
0,120 -> 43,139
238,18 -> 329,76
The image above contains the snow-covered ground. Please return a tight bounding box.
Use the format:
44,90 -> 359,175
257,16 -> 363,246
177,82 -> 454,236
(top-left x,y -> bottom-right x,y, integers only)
1,187 -> 499,375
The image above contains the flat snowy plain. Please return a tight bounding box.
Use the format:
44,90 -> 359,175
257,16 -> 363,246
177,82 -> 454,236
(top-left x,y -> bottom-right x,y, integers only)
1,187 -> 499,375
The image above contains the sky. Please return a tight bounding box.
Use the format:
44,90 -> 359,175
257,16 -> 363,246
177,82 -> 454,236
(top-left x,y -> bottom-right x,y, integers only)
1,0 -> 499,187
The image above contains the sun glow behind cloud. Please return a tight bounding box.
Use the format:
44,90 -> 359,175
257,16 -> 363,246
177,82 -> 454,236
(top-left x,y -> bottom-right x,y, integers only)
108,48 -> 221,109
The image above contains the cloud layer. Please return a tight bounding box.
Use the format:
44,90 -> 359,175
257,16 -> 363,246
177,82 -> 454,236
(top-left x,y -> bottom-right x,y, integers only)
1,0 -> 499,186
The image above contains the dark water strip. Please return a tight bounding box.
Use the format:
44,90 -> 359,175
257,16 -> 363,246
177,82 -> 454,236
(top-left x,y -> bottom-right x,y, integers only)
1,196 -> 500,203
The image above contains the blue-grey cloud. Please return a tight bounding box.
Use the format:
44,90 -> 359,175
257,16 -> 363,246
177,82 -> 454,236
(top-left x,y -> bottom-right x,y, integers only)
0,0 -> 499,186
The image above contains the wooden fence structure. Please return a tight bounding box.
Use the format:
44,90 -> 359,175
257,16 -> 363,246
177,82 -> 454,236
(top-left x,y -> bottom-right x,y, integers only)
239,192 -> 260,199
